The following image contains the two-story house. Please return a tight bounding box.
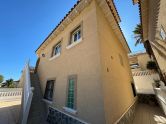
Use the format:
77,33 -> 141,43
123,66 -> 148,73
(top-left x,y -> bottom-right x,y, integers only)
34,0 -> 136,124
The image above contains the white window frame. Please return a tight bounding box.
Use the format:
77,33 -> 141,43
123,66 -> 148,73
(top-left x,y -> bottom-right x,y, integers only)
52,42 -> 61,56
70,25 -> 82,44
66,24 -> 83,49
49,41 -> 61,61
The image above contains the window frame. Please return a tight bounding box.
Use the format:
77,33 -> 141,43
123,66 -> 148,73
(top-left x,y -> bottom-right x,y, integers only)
69,22 -> 83,45
51,41 -> 62,57
65,75 -> 77,110
44,79 -> 55,102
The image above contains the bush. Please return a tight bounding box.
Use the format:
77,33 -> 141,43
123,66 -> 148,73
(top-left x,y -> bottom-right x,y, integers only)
147,61 -> 157,70
0,75 -> 4,83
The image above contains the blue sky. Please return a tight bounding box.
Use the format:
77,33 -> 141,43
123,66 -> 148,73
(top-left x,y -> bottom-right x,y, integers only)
0,0 -> 144,81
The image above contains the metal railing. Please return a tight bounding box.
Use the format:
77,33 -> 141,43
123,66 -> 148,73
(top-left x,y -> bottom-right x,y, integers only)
19,61 -> 34,124
47,106 -> 89,124
153,81 -> 166,115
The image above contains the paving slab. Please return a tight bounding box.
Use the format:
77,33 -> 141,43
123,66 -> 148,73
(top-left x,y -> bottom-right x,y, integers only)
0,101 -> 21,124
133,103 -> 166,124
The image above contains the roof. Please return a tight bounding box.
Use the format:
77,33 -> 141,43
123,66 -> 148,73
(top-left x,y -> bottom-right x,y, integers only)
132,0 -> 139,5
128,50 -> 146,57
36,0 -> 131,54
36,0 -> 81,53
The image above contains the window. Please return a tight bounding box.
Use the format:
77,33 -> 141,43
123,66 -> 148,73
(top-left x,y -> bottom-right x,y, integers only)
44,80 -> 55,101
130,63 -> 139,69
70,26 -> 81,45
160,26 -> 166,40
66,75 -> 77,110
119,54 -> 124,66
52,42 -> 61,57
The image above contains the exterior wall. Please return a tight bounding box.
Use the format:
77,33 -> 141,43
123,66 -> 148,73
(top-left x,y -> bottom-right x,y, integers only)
129,53 -> 151,71
37,1 -> 105,124
147,0 -> 166,79
129,52 -> 151,71
153,48 -> 166,73
96,3 -> 136,124
153,0 -> 166,76
137,53 -> 150,70
129,56 -> 138,65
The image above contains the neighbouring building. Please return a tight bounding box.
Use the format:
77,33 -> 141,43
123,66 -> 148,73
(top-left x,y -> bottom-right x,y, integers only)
34,0 -> 136,124
129,51 -> 151,71
133,0 -> 166,83
129,51 -> 159,95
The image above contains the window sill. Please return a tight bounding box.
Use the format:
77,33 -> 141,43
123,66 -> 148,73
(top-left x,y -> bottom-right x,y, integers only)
49,53 -> 60,61
63,107 -> 77,115
42,99 -> 53,104
66,38 -> 82,49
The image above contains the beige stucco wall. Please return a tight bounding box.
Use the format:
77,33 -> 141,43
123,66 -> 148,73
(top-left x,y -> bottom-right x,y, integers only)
137,53 -> 150,70
153,48 -> 166,73
37,0 -> 135,124
129,53 -> 150,70
147,0 -> 166,76
153,0 -> 166,75
96,3 -> 135,124
37,1 -> 105,124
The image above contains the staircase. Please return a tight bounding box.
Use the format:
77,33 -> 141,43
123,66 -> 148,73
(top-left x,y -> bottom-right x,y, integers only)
27,71 -> 48,124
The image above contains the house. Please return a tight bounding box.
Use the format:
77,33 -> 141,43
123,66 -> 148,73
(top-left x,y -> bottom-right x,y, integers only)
133,0 -> 166,83
129,51 -> 159,95
34,0 -> 136,123
129,51 -> 151,71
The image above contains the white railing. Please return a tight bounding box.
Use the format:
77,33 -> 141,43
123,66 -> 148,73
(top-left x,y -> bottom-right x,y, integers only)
132,70 -> 157,76
19,62 -> 34,124
132,70 -> 159,94
153,81 -> 166,115
0,88 -> 22,101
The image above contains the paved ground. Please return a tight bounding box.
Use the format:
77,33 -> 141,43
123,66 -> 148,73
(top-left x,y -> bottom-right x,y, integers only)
0,100 -> 21,124
133,103 -> 166,124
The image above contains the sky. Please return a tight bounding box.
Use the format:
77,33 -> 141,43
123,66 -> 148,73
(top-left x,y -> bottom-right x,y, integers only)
0,0 -> 144,81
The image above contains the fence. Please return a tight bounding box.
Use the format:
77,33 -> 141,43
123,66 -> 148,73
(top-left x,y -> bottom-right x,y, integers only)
133,70 -> 159,94
0,88 -> 22,101
19,62 -> 34,124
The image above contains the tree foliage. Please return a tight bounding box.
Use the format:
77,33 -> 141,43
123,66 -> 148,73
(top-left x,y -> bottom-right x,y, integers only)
147,61 -> 157,70
133,24 -> 143,46
6,78 -> 14,88
0,75 -> 4,83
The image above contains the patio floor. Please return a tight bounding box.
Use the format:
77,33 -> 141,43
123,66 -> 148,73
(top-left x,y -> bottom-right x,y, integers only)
0,100 -> 21,124
133,103 -> 166,124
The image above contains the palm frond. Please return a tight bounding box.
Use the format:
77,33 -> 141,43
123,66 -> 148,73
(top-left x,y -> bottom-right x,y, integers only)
133,24 -> 143,46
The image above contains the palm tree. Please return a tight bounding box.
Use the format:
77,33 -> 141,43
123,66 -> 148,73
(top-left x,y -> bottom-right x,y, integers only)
6,79 -> 14,88
133,24 -> 143,46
